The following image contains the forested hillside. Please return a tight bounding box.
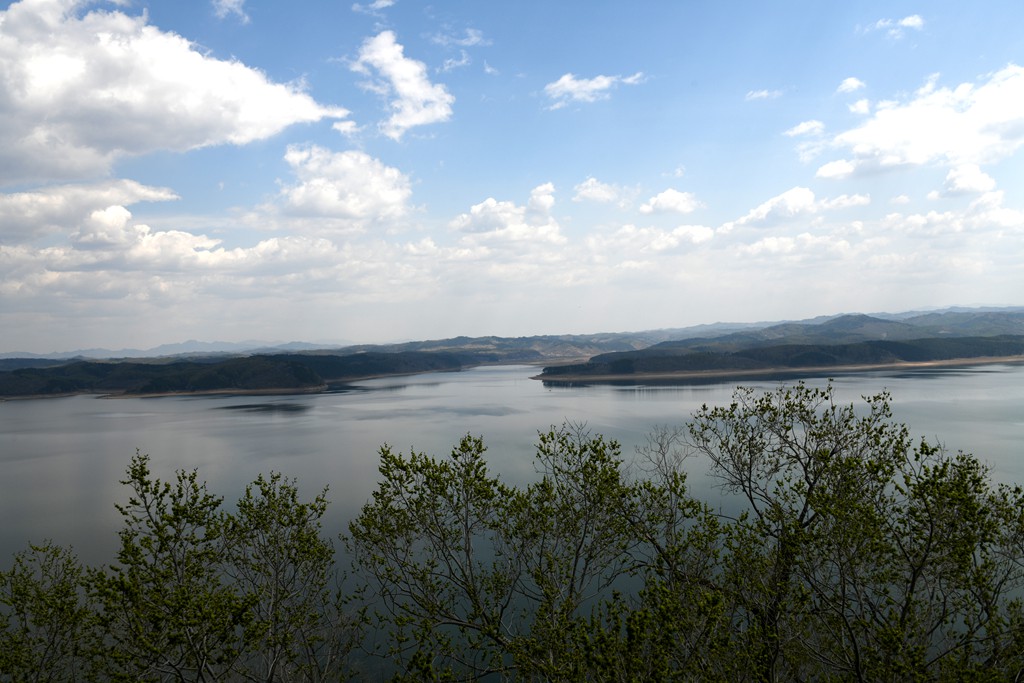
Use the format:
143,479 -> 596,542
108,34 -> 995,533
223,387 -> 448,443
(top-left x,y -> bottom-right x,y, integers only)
0,352 -> 466,397
540,311 -> 1024,381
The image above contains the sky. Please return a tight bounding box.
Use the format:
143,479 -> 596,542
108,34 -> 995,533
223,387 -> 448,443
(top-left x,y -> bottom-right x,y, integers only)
1,0 -> 1023,353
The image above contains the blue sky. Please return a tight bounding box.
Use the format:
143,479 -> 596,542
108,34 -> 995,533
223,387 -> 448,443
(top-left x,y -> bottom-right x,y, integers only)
2,0 -> 1023,352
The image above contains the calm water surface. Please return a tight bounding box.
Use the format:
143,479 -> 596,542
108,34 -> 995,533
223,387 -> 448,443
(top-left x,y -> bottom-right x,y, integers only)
2,363 -> 1022,566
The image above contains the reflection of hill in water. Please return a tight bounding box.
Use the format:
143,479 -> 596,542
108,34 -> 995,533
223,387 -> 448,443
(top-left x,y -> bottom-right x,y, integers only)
218,403 -> 311,414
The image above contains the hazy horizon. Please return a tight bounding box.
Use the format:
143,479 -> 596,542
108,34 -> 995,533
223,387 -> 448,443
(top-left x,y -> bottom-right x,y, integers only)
6,304 -> 1024,358
2,1 -> 1023,353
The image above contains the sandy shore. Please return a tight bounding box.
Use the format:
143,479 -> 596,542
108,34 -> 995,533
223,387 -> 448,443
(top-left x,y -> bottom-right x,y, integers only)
532,355 -> 1024,384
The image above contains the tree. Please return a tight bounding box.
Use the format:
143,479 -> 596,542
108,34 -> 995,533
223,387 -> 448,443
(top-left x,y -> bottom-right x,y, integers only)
346,425 -> 646,680
89,452 -> 251,682
0,541 -> 94,682
687,382 -> 1024,682
224,472 -> 360,682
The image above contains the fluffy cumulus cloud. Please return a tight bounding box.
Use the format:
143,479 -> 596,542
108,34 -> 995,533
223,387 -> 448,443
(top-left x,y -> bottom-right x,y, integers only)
544,72 -> 644,109
279,145 -> 412,223
0,180 -> 178,242
722,187 -> 870,231
820,65 -> 1024,176
883,190 -> 1024,238
938,164 -> 997,197
639,188 -> 702,215
0,0 -> 349,184
0,184 -> 414,327
351,31 -> 455,140
729,187 -> 818,227
573,177 -> 621,204
450,184 -> 565,249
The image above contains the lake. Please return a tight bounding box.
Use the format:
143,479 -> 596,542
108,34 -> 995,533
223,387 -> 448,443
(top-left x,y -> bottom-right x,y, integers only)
2,362 -> 1023,567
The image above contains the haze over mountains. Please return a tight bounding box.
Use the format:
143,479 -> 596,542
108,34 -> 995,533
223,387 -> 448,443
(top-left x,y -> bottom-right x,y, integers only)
5,306 -> 1023,362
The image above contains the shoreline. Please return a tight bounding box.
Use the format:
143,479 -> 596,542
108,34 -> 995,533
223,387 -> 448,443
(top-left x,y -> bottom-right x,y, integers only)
532,355 -> 1024,384
0,367 -> 469,401
4,356 -> 1023,400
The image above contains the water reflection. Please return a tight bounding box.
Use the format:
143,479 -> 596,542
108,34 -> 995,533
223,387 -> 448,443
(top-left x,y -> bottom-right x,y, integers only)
218,403 -> 311,415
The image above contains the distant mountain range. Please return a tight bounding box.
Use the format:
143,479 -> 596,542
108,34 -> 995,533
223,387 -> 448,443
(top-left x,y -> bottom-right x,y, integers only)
0,339 -> 350,361
2,307 -> 1023,396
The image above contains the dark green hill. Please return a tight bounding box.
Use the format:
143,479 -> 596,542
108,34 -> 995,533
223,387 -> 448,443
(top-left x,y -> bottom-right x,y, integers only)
541,335 -> 1024,380
0,351 -> 466,397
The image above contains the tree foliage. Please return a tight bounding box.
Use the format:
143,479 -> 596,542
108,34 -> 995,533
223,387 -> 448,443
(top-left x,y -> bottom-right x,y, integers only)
347,383 -> 1024,681
0,541 -> 94,682
2,453 -> 360,682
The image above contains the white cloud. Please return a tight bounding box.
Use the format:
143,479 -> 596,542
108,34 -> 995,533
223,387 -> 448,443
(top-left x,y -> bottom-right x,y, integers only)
527,182 -> 556,215
837,77 -> 865,93
815,159 -> 856,179
898,15 -> 925,30
821,194 -> 871,210
941,164 -> 997,195
0,180 -> 178,242
784,120 -> 825,137
440,51 -> 471,72
674,225 -> 715,244
0,0 -> 348,184
212,0 -> 249,23
722,187 -> 868,231
586,223 -> 714,256
544,72 -> 644,109
785,121 -> 827,161
431,28 -> 490,48
450,184 -> 565,248
639,188 -> 702,214
734,187 -> 816,225
746,89 -> 782,101
848,99 -> 871,115
870,14 -> 925,39
829,65 -> 1024,173
573,177 -> 620,203
352,0 -> 394,14
883,191 -> 1024,238
279,145 -> 412,222
351,31 -> 455,140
